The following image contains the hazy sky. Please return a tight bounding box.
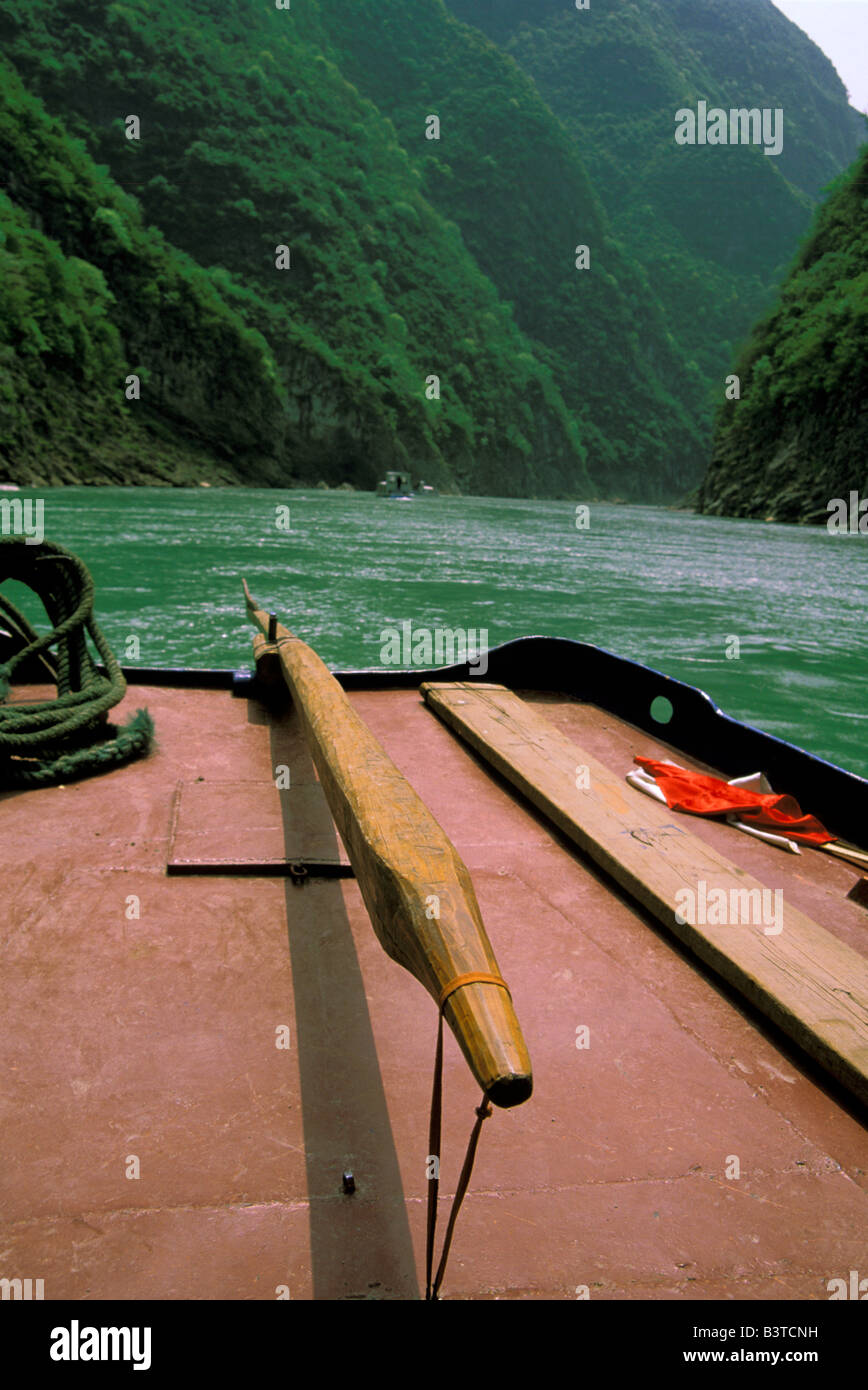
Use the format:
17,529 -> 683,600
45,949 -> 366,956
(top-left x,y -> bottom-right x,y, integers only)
772,1 -> 868,113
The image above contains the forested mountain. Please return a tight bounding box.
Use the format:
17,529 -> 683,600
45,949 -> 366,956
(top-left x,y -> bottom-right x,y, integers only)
0,0 -> 863,497
446,0 -> 865,435
698,143 -> 868,522
310,0 -> 703,498
0,2 -> 592,493
0,59 -> 285,485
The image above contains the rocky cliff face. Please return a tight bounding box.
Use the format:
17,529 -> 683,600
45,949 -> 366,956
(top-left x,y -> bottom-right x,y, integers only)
698,146 -> 868,524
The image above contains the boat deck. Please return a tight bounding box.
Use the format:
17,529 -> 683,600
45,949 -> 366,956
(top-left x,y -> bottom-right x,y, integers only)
2,678 -> 866,1299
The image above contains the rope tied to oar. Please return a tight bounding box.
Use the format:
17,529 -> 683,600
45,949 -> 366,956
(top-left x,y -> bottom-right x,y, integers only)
0,537 -> 153,789
425,972 -> 511,1302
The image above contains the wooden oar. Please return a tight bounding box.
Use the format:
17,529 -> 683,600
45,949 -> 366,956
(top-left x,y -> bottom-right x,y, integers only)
242,581 -> 532,1108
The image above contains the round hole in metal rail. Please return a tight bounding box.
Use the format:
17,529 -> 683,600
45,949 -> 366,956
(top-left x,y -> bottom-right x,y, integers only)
650,696 -> 674,726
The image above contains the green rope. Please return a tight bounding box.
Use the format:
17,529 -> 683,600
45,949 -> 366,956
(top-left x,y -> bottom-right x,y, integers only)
0,537 -> 153,789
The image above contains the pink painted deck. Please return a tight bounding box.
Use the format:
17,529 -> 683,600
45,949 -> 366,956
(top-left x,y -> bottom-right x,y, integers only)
1,680 -> 865,1299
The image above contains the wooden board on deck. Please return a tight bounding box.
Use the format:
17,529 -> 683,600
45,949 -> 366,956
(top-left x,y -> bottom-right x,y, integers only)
422,682 -> 868,1108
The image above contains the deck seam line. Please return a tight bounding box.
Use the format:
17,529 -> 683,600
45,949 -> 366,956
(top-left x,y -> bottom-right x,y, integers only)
9,1162 -> 864,1232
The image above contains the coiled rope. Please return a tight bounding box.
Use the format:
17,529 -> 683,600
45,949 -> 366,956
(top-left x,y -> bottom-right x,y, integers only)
0,537 -> 153,789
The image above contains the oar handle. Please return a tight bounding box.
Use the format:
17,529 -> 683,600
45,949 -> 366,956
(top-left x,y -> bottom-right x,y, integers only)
243,579 -> 299,647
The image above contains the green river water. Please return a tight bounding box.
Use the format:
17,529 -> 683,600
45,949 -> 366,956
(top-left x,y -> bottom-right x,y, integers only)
4,487 -> 867,777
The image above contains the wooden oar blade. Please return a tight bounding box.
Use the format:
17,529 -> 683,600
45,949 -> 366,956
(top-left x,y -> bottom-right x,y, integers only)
242,585 -> 533,1107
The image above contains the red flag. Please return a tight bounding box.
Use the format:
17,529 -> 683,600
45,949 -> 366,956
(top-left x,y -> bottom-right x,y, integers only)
634,757 -> 833,846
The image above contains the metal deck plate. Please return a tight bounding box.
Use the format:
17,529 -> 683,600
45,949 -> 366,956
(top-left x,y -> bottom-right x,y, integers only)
167,779 -> 352,876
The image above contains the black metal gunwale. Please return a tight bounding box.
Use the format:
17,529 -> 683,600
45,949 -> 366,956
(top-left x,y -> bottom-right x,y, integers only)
111,636 -> 867,845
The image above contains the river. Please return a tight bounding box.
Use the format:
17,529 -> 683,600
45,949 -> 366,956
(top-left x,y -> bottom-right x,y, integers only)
4,487 -> 866,776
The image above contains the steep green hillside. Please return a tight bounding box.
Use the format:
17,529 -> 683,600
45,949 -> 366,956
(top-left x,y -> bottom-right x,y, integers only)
0,0 -> 598,496
446,0 -> 865,428
0,60 -> 285,485
2,0 -> 862,499
313,0 -> 705,498
0,0 -> 704,499
698,144 -> 868,522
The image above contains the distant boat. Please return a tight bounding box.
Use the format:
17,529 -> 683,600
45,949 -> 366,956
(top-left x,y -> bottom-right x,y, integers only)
375,472 -> 437,499
376,470 -> 414,499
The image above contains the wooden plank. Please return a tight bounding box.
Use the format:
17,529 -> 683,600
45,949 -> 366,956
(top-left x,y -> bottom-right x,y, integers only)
822,841 -> 868,870
242,591 -> 532,1108
422,682 -> 868,1108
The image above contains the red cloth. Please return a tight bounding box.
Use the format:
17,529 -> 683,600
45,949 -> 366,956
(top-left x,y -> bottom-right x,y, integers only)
634,757 -> 833,845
